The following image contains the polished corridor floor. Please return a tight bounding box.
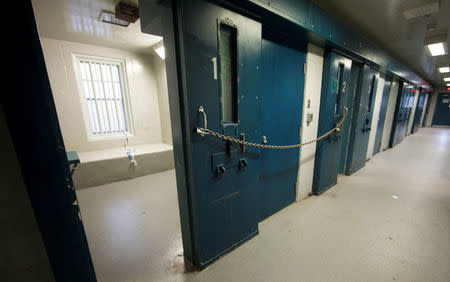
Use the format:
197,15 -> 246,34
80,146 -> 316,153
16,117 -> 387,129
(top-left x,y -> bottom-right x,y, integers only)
77,128 -> 450,282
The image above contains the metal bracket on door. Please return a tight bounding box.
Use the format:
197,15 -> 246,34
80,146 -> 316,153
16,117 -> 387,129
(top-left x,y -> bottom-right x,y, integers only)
196,106 -> 208,136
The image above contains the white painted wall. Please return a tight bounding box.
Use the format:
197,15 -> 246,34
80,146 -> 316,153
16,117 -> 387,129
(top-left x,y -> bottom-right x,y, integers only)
407,91 -> 420,134
296,44 -> 324,201
40,38 -> 168,153
380,79 -> 399,151
366,75 -> 385,159
419,94 -> 429,126
152,56 -> 172,145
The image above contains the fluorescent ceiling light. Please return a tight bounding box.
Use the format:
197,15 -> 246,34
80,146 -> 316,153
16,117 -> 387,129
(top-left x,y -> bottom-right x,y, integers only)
439,67 -> 450,73
154,44 -> 165,59
425,34 -> 447,56
427,42 -> 446,56
447,83 -> 450,86
444,77 -> 450,81
99,10 -> 130,27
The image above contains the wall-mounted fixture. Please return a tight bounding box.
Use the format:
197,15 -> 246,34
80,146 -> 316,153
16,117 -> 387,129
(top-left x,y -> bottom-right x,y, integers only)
154,41 -> 165,59
99,10 -> 130,27
115,0 -> 139,23
439,67 -> 450,73
425,34 -> 448,56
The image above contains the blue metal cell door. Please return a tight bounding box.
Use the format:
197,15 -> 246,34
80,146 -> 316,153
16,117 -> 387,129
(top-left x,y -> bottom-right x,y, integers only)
404,88 -> 416,134
345,65 -> 379,175
422,92 -> 433,127
313,51 -> 352,194
180,0 -> 263,267
260,34 -> 305,219
339,62 -> 361,173
432,93 -> 450,126
390,83 -> 411,147
390,83 -> 406,147
411,90 -> 426,134
373,79 -> 391,154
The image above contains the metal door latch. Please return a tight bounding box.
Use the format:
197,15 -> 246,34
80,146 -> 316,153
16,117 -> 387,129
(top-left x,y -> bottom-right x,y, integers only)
262,136 -> 267,144
306,112 -> 313,126
239,158 -> 248,170
196,106 -> 208,136
240,133 -> 246,153
216,164 -> 226,177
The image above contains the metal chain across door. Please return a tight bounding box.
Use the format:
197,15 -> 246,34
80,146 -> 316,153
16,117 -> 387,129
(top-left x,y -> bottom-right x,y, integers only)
196,106 -> 348,149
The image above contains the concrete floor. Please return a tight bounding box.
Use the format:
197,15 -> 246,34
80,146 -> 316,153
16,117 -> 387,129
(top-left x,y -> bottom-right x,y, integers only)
77,128 -> 450,282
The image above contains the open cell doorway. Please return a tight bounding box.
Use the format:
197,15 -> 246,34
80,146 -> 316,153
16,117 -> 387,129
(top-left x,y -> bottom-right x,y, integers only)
31,0 -> 183,280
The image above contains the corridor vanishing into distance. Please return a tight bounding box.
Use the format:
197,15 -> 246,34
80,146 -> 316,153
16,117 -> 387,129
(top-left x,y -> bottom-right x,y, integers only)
7,1 -> 450,281
78,128 -> 450,282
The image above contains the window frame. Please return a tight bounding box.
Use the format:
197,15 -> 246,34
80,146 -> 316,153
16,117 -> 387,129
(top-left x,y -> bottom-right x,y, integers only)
72,54 -> 134,140
217,18 -> 239,127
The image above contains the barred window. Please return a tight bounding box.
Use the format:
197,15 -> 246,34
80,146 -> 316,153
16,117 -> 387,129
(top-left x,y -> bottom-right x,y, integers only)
75,55 -> 132,137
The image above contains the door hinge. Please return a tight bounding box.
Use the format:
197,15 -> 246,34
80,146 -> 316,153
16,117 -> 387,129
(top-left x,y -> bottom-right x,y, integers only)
304,62 -> 307,74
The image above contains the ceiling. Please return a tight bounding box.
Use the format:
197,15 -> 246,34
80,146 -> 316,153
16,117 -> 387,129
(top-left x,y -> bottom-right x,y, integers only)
31,0 -> 162,54
313,0 -> 450,90
32,0 -> 450,88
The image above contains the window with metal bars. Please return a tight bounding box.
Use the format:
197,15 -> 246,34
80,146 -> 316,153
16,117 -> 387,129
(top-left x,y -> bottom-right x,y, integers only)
75,56 -> 132,137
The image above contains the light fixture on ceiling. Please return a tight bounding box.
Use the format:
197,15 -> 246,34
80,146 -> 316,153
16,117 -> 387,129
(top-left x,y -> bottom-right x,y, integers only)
439,66 -> 450,73
154,41 -> 165,59
444,77 -> 450,82
425,34 -> 448,56
427,43 -> 446,56
115,1 -> 139,23
99,10 -> 130,27
447,83 -> 450,86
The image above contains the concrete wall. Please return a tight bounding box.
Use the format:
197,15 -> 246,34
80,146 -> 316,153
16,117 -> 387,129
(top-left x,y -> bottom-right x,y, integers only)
296,44 -> 324,201
0,105 -> 55,281
41,38 -> 168,152
407,91 -> 420,134
380,79 -> 399,151
73,144 -> 174,189
366,75 -> 385,159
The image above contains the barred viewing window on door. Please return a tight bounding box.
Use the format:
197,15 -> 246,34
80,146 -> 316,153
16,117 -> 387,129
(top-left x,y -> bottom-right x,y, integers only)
75,55 -> 132,137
